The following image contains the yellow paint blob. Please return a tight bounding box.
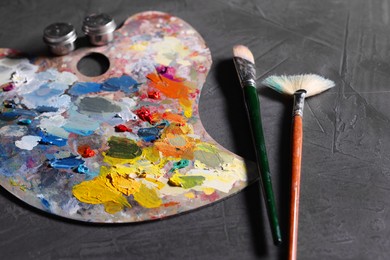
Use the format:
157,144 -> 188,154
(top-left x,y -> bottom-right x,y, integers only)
202,187 -> 215,195
144,178 -> 165,189
194,160 -> 208,169
129,41 -> 149,51
9,179 -> 27,191
168,173 -> 182,187
151,36 -> 191,66
103,201 -> 125,214
142,146 -> 161,163
107,171 -> 141,196
163,123 -> 193,136
103,152 -> 138,166
103,149 -> 165,178
168,173 -> 205,189
72,176 -> 131,214
185,192 -> 196,199
133,183 -> 162,208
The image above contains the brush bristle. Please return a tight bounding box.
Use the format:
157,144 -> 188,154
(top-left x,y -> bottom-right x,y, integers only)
262,74 -> 335,97
233,45 -> 254,64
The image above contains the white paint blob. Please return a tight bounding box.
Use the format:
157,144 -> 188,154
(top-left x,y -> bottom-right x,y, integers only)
38,113 -> 69,138
15,135 -> 42,150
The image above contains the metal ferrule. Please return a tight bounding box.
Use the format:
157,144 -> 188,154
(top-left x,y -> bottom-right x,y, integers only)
233,57 -> 256,87
293,89 -> 307,117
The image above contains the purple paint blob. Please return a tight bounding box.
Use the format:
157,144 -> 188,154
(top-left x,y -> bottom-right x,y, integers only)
1,82 -> 15,92
155,65 -> 177,81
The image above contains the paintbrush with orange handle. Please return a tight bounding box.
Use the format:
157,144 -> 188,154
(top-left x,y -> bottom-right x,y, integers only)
262,74 -> 335,260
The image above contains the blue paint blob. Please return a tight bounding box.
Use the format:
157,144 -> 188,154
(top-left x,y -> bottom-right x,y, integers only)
68,82 -> 102,96
14,109 -> 38,117
40,197 -> 51,211
102,75 -> 138,93
39,131 -> 67,147
35,106 -> 58,113
137,125 -> 164,142
62,126 -> 95,136
76,164 -> 89,174
0,108 -> 37,121
0,110 -> 20,121
101,81 -> 120,91
67,76 -> 139,97
49,156 -> 84,170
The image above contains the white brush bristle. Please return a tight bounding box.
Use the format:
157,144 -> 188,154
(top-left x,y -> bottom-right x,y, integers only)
233,45 -> 255,64
262,74 -> 335,97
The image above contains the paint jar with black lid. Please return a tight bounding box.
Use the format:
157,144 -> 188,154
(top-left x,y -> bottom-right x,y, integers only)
82,13 -> 116,46
43,23 -> 77,56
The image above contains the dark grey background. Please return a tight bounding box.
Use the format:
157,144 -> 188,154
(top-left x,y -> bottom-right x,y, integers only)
1,0 -> 389,259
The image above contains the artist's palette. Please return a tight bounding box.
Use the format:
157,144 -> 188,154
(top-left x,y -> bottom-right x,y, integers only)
0,11 -> 256,222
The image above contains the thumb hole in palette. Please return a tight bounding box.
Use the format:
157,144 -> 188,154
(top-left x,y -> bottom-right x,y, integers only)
77,52 -> 110,77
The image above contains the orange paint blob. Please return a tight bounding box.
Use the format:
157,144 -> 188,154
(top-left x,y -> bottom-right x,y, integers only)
154,133 -> 196,159
161,112 -> 186,125
147,73 -> 194,117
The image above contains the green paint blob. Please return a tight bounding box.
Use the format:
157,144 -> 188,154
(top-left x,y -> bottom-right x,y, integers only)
168,174 -> 205,189
194,150 -> 222,168
78,97 -> 121,114
107,136 -> 142,159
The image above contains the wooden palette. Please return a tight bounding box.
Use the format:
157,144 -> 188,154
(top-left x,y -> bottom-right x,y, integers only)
0,11 -> 256,222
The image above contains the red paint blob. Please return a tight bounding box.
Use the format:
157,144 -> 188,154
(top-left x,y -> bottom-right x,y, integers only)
147,91 -> 161,100
114,124 -> 132,132
200,191 -> 219,202
77,145 -> 96,158
135,107 -> 154,124
163,201 -> 180,207
198,65 -> 206,73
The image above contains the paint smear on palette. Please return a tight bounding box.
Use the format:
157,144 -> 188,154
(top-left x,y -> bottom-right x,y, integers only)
0,11 -> 257,223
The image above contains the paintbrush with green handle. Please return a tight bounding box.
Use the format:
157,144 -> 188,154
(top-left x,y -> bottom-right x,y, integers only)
233,45 -> 282,245
262,74 -> 335,260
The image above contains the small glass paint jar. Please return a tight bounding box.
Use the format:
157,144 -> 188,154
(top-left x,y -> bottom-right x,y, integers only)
43,23 -> 77,55
82,13 -> 116,46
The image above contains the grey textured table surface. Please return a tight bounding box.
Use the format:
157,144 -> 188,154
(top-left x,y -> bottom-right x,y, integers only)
1,0 -> 390,259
